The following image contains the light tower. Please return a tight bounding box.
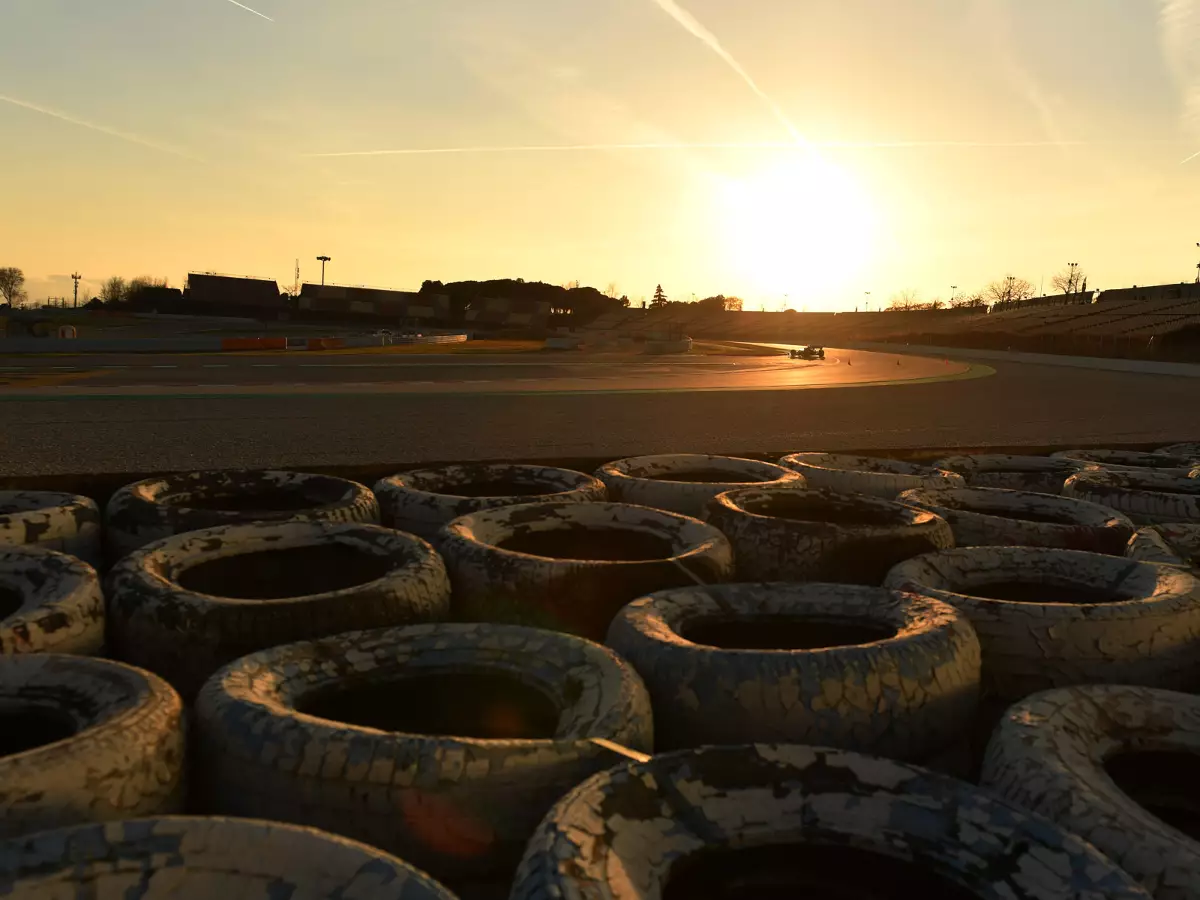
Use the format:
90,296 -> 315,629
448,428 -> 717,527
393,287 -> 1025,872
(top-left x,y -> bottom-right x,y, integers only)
317,255 -> 331,286
71,273 -> 82,308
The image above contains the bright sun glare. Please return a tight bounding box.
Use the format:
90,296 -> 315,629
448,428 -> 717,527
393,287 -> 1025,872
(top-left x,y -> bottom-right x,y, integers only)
719,155 -> 878,308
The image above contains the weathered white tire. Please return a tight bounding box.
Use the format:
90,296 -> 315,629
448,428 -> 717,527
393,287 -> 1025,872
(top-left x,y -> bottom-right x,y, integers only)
0,491 -> 101,567
885,547 -> 1200,700
1064,468 -> 1200,525
0,816 -> 456,899
104,469 -> 379,562
1128,524 -> 1200,572
1,546 -> 104,656
195,623 -> 653,883
1052,448 -> 1198,476
982,685 -> 1200,900
596,453 -> 801,517
779,452 -> 964,498
440,501 -> 733,641
0,654 -> 184,839
375,463 -> 606,542
705,486 -> 954,583
897,485 -> 1135,554
107,521 -> 450,699
606,583 -> 979,760
512,744 -> 1151,900
933,453 -> 1089,494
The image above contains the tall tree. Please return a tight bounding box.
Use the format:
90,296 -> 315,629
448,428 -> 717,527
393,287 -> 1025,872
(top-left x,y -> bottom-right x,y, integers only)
983,276 -> 1035,305
650,284 -> 668,309
1050,264 -> 1086,295
0,267 -> 27,307
888,288 -> 922,310
100,276 -> 128,304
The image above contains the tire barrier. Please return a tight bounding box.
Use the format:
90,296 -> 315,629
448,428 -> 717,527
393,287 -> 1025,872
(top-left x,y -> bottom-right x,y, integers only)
104,469 -> 379,562
605,583 -> 979,760
1157,441 -> 1200,461
778,452 -> 964,499
439,501 -> 734,641
896,485 -> 1135,554
932,453 -> 1089,494
982,685 -> 1200,900
1064,468 -> 1200,525
885,547 -> 1200,700
0,654 -> 184,839
195,623 -> 653,883
596,453 -> 801,517
705,486 -> 953,584
1127,524 -> 1200,572
107,521 -> 450,699
0,491 -> 102,567
1052,448 -> 1198,477
0,816 -> 457,900
1,546 -> 104,656
511,744 -> 1150,900
375,463 -> 606,542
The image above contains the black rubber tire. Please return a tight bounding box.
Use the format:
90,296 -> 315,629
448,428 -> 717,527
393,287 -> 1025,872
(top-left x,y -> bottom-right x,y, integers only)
896,485 -> 1135,553
605,583 -> 979,759
596,453 -> 801,517
511,744 -> 1151,900
194,623 -> 653,883
981,685 -> 1200,900
0,546 -> 104,656
932,453 -> 1089,494
1052,448 -> 1198,476
0,491 -> 102,567
106,520 -> 450,700
1064,468 -> 1200,525
1127,524 -> 1200,572
0,654 -> 185,839
0,815 -> 457,899
705,486 -> 954,583
1156,442 -> 1200,461
778,452 -> 964,498
439,501 -> 734,641
104,469 -> 379,562
884,547 -> 1200,700
375,463 -> 606,542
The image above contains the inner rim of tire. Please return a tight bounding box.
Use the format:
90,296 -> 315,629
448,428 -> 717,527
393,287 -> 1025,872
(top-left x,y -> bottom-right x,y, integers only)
1104,749 -> 1200,840
0,704 -> 79,757
440,479 -> 563,498
175,543 -> 395,599
663,843 -> 977,900
497,526 -> 675,561
0,584 -> 24,620
962,578 -> 1135,604
161,485 -> 335,514
954,504 -> 1081,525
645,468 -> 772,484
297,670 -> 561,739
742,495 -> 900,527
682,615 -> 896,650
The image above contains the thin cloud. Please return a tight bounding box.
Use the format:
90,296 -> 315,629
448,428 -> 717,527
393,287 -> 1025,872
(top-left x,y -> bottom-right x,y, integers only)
1181,147 -> 1200,164
0,93 -> 199,160
221,0 -> 273,20
1160,0 -> 1200,161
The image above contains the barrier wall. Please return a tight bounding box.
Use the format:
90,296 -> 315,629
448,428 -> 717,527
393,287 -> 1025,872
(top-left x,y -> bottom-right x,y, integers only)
0,333 -> 470,355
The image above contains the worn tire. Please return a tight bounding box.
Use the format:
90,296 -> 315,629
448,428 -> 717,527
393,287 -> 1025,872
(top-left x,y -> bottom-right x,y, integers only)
440,501 -> 733,641
0,815 -> 457,899
897,485 -> 1135,553
105,469 -> 379,562
606,583 -> 979,759
982,685 -> 1200,900
375,463 -> 606,542
705,486 -> 954,583
0,491 -> 102,567
1128,524 -> 1200,572
195,623 -> 653,883
596,453 -> 801,517
885,547 -> 1200,700
0,654 -> 185,839
1064,468 -> 1200,525
1052,448 -> 1198,477
107,521 -> 450,699
1157,442 -> 1200,461
512,744 -> 1150,900
779,452 -> 964,498
1,546 -> 104,656
933,453 -> 1089,494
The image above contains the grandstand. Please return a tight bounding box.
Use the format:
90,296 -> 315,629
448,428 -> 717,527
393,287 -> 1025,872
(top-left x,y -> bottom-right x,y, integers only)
297,283 -> 450,323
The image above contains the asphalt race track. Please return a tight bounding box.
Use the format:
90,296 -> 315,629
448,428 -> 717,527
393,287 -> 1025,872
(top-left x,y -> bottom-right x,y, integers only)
1,345 -> 1196,476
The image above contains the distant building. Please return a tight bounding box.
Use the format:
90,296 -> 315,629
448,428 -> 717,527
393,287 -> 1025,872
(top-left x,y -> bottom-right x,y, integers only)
463,296 -> 551,327
296,283 -> 450,322
186,273 -> 283,310
1096,282 -> 1200,305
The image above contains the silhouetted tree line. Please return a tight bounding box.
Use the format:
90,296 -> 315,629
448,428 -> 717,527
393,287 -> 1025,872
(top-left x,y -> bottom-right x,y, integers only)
420,278 -> 630,322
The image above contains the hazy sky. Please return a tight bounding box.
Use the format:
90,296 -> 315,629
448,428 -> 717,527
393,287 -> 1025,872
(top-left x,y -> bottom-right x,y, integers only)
4,0 -> 1200,310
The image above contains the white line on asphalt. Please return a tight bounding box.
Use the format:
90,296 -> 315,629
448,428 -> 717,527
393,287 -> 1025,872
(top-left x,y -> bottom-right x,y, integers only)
0,367 -> 28,371
51,366 -> 78,371
151,365 -> 177,369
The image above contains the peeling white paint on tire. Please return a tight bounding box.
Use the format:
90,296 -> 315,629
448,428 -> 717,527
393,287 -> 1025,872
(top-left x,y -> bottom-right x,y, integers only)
1064,468 -> 1200,525
1127,524 -> 1200,573
0,654 -> 185,839
982,684 -> 1200,900
106,521 -> 450,699
0,815 -> 457,899
884,547 -> 1200,700
511,744 -> 1151,900
0,492 -> 102,568
194,623 -> 653,883
374,463 -> 606,542
1052,449 -> 1198,477
705,486 -> 953,583
897,485 -> 1134,553
0,546 -> 104,656
596,453 -> 801,517
778,452 -> 964,499
933,454 -> 1091,495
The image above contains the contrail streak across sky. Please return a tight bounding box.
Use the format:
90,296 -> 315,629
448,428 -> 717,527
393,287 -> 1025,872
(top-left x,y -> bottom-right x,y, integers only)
221,0 -> 273,21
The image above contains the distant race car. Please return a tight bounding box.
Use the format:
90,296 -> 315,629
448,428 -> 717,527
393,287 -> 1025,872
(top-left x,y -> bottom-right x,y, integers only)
789,346 -> 825,360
